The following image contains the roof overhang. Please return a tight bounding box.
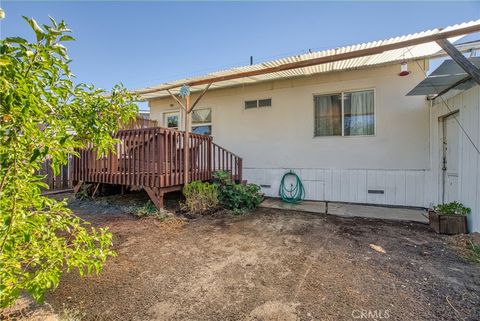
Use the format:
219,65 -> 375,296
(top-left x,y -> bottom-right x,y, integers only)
134,20 -> 480,100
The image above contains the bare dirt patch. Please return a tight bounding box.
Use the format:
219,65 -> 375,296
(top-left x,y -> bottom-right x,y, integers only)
5,192 -> 480,321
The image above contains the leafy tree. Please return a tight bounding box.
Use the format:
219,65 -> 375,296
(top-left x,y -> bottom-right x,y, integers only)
0,15 -> 138,307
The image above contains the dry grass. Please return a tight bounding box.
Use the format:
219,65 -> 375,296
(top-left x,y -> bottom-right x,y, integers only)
450,233 -> 480,263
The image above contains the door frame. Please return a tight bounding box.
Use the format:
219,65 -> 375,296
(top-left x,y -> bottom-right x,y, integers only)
440,110 -> 460,203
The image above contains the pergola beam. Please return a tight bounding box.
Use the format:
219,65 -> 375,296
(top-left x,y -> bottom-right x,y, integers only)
189,83 -> 212,113
137,23 -> 480,96
435,39 -> 480,85
166,89 -> 187,111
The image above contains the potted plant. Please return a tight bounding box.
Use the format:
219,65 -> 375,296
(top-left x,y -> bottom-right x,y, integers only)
428,201 -> 470,234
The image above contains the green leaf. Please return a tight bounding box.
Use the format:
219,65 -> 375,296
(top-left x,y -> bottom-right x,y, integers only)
5,37 -> 27,44
59,35 -> 75,42
0,58 -> 10,66
23,16 -> 45,40
30,148 -> 41,163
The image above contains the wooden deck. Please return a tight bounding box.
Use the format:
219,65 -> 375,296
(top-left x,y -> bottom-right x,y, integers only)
72,127 -> 242,208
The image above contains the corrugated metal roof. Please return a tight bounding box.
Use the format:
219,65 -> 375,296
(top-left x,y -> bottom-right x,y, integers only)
136,20 -> 480,100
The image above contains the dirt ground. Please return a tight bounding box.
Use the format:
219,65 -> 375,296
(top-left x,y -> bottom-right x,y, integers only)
4,192 -> 480,321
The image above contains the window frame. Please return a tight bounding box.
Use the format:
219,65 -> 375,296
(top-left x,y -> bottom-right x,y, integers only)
191,108 -> 213,135
312,88 -> 376,138
162,109 -> 180,130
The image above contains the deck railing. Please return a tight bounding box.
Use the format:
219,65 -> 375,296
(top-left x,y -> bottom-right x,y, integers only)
211,142 -> 242,181
72,127 -> 242,189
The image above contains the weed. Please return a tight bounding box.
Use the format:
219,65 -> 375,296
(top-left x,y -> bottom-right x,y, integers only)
467,240 -> 480,263
130,201 -> 173,221
182,181 -> 219,215
59,305 -> 86,321
75,183 -> 93,200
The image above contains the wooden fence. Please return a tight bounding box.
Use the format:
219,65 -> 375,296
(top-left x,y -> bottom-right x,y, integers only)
38,157 -> 73,193
122,115 -> 158,130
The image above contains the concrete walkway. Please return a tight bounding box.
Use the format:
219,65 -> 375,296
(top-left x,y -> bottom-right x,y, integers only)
260,198 -> 429,224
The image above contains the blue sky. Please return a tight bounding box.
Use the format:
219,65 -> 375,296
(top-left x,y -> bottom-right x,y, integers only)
1,1 -> 480,110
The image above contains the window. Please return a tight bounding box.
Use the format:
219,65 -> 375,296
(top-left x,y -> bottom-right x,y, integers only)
163,108 -> 212,135
258,98 -> 272,107
245,100 -> 258,109
314,89 -> 374,137
245,98 -> 272,109
163,111 -> 179,129
314,94 -> 342,136
192,108 -> 212,135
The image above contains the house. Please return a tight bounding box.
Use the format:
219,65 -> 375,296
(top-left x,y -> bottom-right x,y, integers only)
132,20 -> 480,230
408,58 -> 480,232
73,20 -> 480,230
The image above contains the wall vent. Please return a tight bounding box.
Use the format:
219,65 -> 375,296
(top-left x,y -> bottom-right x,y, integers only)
245,98 -> 272,109
368,189 -> 385,194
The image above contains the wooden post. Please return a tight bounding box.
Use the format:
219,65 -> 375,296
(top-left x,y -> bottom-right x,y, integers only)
238,158 -> 243,182
207,136 -> 212,180
436,39 -> 480,85
168,84 -> 212,186
184,95 -> 191,185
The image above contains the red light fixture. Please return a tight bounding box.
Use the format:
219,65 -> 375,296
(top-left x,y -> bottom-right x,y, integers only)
399,61 -> 410,76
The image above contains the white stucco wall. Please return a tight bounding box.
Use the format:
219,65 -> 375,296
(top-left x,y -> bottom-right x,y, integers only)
149,62 -> 431,207
429,84 -> 480,232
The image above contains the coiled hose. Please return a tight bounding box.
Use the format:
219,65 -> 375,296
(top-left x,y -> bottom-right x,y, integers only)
279,170 -> 305,203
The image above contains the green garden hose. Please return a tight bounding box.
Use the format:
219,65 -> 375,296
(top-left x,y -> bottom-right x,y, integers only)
279,170 -> 305,203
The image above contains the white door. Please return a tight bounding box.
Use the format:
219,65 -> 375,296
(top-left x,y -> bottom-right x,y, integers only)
442,113 -> 460,203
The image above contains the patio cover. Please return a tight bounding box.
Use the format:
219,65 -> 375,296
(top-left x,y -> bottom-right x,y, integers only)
134,20 -> 480,99
407,57 -> 480,96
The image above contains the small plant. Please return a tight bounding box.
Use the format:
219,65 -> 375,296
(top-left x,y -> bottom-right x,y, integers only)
132,201 -> 158,218
467,240 -> 480,264
130,201 -> 172,220
75,183 -> 93,200
213,171 -> 263,215
182,181 -> 219,214
434,201 -> 471,216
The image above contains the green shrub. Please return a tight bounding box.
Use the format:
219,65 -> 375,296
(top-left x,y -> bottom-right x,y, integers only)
1,16 -> 136,307
434,201 -> 471,216
213,171 -> 263,215
182,181 -> 219,214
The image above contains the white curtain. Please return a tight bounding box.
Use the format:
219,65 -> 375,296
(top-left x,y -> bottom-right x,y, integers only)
345,91 -> 374,136
314,95 -> 342,136
192,109 -> 211,124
